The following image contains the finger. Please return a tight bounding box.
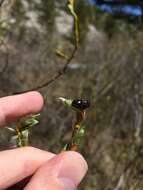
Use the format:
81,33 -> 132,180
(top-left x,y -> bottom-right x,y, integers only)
0,147 -> 55,189
0,91 -> 43,127
24,151 -> 88,190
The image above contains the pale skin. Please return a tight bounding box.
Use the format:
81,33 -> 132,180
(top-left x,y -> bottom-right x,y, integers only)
0,91 -> 88,190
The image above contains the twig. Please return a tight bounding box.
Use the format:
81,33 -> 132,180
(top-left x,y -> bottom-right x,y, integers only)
7,114 -> 40,148
13,46 -> 77,95
12,0 -> 79,95
59,98 -> 90,151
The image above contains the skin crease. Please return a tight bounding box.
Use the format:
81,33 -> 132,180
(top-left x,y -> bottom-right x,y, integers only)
0,91 -> 88,190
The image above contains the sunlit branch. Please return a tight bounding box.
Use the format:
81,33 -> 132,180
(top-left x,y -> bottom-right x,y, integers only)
12,0 -> 79,95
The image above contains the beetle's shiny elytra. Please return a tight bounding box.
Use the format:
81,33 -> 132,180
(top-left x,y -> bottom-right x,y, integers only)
71,99 -> 90,110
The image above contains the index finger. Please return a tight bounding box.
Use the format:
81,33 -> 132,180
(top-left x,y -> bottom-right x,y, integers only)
0,91 -> 43,127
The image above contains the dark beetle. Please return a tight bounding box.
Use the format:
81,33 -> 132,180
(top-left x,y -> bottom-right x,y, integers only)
71,99 -> 90,110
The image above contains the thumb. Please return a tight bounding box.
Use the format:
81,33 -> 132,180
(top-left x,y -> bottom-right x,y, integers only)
24,151 -> 88,190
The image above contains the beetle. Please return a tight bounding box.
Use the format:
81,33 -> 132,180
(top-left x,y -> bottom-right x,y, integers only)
71,99 -> 90,111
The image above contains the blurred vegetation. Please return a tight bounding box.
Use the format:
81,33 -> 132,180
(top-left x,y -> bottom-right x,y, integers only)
0,0 -> 143,189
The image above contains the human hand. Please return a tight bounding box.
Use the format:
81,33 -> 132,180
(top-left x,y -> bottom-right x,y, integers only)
0,92 -> 88,190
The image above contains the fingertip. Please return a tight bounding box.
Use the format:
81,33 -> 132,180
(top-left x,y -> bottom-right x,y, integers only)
24,91 -> 44,111
59,151 -> 88,173
0,91 -> 44,126
57,151 -> 88,185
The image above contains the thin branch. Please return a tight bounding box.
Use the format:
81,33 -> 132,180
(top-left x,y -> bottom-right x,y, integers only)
12,0 -> 79,95
13,47 -> 77,95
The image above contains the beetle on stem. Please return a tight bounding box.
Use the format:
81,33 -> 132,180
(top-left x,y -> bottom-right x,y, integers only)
59,97 -> 90,151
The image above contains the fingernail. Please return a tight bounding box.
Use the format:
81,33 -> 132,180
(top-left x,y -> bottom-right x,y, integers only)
34,151 -> 88,190
57,151 -> 88,190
